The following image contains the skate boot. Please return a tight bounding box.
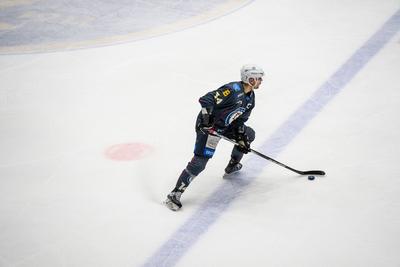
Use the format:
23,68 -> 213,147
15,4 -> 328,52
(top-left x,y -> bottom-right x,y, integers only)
224,159 -> 242,175
164,191 -> 182,211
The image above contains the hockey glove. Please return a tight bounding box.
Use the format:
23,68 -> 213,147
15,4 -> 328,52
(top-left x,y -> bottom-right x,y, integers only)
234,126 -> 251,154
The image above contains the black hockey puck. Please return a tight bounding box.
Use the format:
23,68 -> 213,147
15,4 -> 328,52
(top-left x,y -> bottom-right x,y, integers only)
308,175 -> 315,180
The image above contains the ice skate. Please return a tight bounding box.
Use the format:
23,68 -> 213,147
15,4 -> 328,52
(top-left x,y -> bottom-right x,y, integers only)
164,192 -> 182,211
224,159 -> 242,175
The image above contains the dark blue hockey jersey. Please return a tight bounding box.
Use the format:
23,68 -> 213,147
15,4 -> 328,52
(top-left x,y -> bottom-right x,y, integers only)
198,81 -> 255,132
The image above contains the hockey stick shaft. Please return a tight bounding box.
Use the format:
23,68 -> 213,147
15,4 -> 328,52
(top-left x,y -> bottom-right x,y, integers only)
211,130 -> 325,176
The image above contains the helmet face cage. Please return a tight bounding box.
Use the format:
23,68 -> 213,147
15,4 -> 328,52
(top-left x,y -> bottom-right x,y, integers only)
241,64 -> 264,84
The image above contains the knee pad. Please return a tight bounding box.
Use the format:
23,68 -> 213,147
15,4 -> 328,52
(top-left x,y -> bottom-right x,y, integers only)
245,126 -> 256,142
186,155 -> 209,176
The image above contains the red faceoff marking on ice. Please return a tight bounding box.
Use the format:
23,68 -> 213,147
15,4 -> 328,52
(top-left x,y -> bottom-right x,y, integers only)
105,143 -> 153,161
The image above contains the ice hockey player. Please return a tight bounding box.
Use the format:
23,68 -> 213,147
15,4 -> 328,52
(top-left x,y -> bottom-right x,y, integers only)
165,64 -> 264,211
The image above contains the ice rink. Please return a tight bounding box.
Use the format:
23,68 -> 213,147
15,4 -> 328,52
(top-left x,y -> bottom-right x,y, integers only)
1,1 -> 400,266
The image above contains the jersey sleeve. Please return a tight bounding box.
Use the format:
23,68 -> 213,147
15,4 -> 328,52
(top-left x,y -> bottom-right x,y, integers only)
199,87 -> 235,108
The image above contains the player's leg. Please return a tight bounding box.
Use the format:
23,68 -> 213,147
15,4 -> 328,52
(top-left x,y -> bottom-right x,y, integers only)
225,126 -> 255,174
165,130 -> 220,210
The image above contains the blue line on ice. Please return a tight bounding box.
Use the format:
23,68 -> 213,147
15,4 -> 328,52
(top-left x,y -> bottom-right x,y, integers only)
143,9 -> 400,267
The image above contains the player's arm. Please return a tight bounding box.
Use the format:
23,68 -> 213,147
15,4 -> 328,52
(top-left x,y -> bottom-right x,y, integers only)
198,87 -> 234,130
199,87 -> 234,108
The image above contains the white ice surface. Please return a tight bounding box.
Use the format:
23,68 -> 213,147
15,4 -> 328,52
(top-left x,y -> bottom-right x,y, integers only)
1,1 -> 400,266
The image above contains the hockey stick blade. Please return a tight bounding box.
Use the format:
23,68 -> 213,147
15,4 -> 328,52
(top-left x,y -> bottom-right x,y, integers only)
250,149 -> 326,176
299,170 -> 326,176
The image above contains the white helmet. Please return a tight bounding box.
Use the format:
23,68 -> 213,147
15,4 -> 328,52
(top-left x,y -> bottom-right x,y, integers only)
240,64 -> 264,84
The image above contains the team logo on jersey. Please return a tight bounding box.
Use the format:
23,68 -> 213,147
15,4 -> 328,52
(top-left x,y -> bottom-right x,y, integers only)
225,107 -> 246,125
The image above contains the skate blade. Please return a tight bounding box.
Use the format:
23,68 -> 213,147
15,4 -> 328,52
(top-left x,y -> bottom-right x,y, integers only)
223,170 -> 241,178
223,172 -> 232,178
164,200 -> 180,211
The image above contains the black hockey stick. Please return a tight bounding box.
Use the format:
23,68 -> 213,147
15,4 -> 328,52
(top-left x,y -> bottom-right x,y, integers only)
209,130 -> 326,176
